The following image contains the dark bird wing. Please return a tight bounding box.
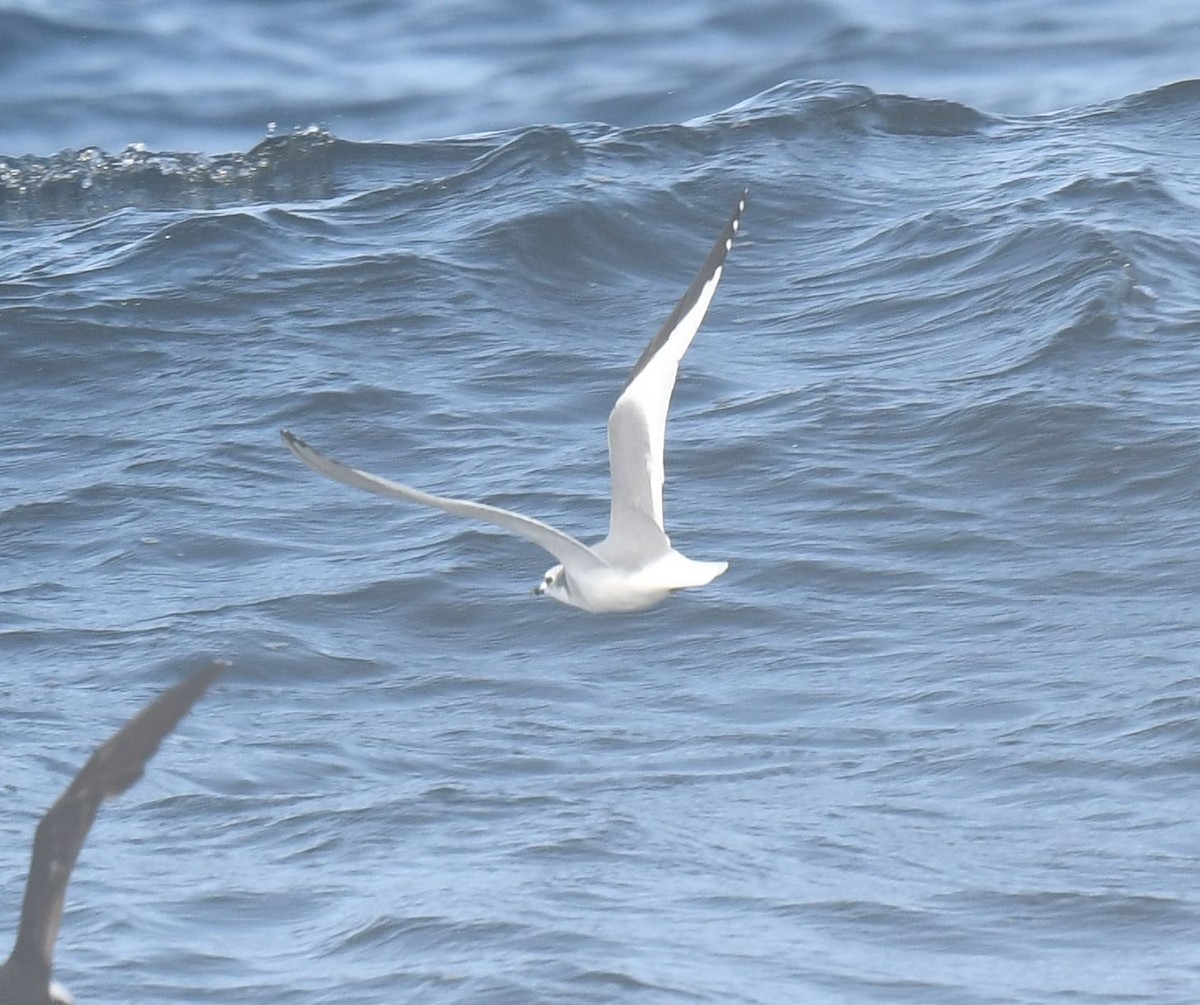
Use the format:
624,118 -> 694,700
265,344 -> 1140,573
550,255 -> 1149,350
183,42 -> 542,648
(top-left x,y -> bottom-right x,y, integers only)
2,662 -> 226,995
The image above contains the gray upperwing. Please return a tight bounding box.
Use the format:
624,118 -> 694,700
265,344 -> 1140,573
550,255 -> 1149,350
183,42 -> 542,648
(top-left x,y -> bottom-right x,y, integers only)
281,430 -> 605,572
606,190 -> 746,544
5,662 -> 226,988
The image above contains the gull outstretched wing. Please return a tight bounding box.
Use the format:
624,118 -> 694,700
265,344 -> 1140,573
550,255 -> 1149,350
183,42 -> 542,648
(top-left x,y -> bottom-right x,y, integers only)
282,430 -> 606,573
605,190 -> 746,557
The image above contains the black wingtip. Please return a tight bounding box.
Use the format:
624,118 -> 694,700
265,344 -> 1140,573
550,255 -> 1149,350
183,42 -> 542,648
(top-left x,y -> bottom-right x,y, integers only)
622,189 -> 747,390
280,429 -> 309,455
729,189 -> 749,238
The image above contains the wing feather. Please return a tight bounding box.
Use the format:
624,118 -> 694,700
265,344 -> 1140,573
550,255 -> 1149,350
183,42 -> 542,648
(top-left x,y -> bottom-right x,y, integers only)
282,430 -> 605,572
4,662 -> 226,989
606,190 -> 746,549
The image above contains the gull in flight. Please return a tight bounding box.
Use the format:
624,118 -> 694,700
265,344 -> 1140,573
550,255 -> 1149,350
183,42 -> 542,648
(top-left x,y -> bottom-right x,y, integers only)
283,190 -> 746,613
0,663 -> 226,1004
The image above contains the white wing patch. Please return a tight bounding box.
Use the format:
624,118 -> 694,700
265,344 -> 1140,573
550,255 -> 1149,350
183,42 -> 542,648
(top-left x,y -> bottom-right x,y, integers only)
605,191 -> 746,552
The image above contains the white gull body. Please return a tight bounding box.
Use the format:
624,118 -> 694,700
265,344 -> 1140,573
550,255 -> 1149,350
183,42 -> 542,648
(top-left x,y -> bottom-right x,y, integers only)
283,190 -> 747,613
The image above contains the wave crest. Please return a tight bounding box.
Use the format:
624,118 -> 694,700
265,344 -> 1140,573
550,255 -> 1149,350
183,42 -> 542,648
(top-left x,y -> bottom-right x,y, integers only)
0,128 -> 338,221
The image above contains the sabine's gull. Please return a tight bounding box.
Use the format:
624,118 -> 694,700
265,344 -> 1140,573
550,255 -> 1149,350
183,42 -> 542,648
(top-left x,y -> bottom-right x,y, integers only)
0,663 -> 226,1004
282,190 -> 747,613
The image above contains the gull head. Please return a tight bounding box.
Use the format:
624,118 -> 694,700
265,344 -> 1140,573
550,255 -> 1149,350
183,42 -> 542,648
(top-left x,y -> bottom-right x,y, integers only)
532,564 -> 570,604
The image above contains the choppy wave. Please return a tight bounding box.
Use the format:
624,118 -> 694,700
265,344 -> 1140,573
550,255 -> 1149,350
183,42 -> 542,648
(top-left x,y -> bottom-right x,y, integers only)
5,72 -> 1200,1005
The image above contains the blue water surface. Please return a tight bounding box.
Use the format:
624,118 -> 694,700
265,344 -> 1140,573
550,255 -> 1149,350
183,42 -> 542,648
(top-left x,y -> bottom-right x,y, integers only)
2,2 -> 1200,1003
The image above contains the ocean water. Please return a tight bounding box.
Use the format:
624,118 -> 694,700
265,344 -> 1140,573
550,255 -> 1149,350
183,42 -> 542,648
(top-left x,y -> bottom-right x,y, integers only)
3,2 -> 1200,1003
